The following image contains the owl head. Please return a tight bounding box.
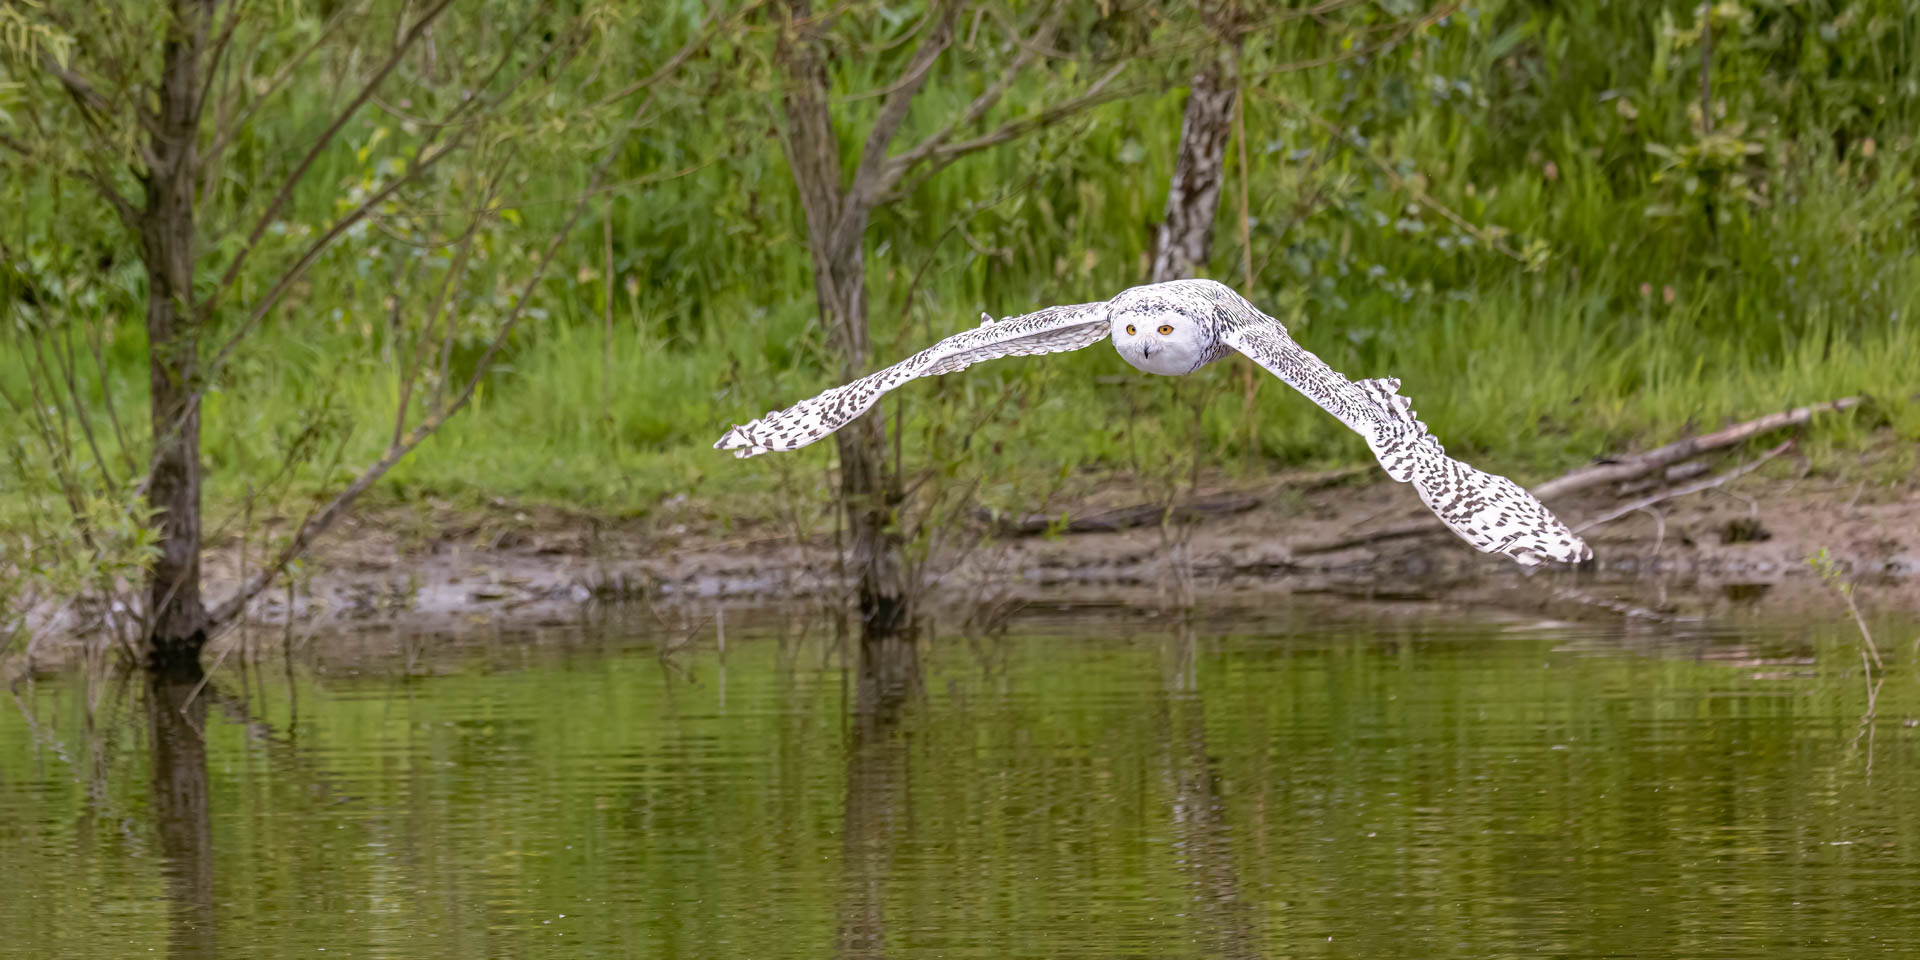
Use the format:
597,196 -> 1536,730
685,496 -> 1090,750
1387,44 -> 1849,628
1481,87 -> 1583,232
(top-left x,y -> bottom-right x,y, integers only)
1108,280 -> 1222,376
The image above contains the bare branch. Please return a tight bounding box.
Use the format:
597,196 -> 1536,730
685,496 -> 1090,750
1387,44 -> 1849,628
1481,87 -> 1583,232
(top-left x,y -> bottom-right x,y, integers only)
1572,440 -> 1792,534
393,180 -> 493,449
1532,398 -> 1860,500
198,0 -> 457,318
829,0 -> 959,252
195,0 -> 248,121
883,0 -> 1064,188
208,144 -> 604,626
881,60 -> 1133,203
200,0 -> 371,185
207,21 -> 709,625
197,134 -> 468,394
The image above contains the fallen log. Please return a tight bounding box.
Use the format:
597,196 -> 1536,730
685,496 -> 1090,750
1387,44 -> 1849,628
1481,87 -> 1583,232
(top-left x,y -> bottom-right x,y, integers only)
1612,459 -> 1712,497
1571,440 -> 1794,534
1531,397 -> 1857,500
1292,398 -> 1858,557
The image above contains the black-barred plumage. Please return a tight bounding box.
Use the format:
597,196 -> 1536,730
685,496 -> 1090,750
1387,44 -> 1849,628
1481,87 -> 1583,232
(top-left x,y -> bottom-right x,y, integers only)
716,278 -> 1591,567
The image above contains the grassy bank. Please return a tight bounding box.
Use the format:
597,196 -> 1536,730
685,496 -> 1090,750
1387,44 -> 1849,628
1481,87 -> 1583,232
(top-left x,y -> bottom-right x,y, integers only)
5,0 -> 1918,543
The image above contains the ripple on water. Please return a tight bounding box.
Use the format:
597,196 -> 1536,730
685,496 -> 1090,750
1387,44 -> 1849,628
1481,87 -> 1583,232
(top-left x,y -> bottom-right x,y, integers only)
1,606 -> 1917,958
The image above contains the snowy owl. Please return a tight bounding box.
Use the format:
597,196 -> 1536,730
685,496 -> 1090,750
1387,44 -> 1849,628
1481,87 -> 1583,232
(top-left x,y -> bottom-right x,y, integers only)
715,279 -> 1591,567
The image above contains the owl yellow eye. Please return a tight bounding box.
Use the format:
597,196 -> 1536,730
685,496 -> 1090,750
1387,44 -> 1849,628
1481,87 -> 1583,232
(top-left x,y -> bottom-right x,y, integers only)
1157,324 -> 1174,335
1125,324 -> 1136,336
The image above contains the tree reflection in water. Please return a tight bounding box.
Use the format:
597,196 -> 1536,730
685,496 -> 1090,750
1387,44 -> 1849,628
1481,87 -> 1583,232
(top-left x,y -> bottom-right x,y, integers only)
836,626 -> 920,958
146,673 -> 216,959
1163,622 -> 1262,959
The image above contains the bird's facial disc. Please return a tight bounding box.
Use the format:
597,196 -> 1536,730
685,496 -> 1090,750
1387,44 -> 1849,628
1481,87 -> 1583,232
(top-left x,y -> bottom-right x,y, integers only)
1112,310 -> 1200,376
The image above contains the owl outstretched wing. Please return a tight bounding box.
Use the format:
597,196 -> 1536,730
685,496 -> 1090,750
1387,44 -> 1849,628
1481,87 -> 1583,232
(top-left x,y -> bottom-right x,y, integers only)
715,302 -> 1109,458
1222,321 -> 1591,567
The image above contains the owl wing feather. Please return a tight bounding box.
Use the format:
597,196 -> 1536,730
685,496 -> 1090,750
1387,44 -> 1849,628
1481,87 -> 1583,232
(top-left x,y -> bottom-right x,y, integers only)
715,302 -> 1109,458
1221,322 -> 1591,567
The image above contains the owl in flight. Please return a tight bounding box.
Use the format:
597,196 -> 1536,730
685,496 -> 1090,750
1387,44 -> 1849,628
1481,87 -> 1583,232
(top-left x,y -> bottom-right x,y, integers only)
716,279 -> 1591,567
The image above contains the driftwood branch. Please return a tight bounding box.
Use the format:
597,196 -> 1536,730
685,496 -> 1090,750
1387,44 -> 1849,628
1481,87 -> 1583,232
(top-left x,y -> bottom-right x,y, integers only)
1532,397 -> 1858,500
1291,398 -> 1859,557
1571,439 -> 1793,534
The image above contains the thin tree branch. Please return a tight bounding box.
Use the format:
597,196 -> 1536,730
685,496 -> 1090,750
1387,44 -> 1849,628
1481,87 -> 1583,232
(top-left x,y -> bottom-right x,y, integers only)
207,37 -> 702,627
197,0 -> 457,318
882,61 -> 1134,203
882,0 -> 1064,189
197,135 -> 468,394
590,0 -> 757,110
195,0 -> 248,122
1571,440 -> 1792,534
4,100 -> 140,228
829,0 -> 959,254
200,0 -> 371,186
393,180 -> 494,449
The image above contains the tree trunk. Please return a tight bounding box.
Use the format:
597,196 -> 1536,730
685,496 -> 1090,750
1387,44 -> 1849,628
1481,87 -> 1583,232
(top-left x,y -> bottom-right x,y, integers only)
140,0 -> 215,673
820,258 -> 910,639
776,0 -> 910,640
1150,53 -> 1238,283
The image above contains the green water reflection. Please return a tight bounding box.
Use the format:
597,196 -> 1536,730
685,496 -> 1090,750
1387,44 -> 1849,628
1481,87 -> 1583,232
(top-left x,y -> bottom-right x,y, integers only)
4,607 -> 1919,958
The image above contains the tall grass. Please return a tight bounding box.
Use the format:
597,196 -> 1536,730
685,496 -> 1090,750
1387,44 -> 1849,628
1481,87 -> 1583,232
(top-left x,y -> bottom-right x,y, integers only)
4,0 -> 1917,534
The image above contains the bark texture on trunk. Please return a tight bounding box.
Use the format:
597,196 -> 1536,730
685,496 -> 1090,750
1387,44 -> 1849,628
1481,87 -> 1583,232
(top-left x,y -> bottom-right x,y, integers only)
1150,51 -> 1238,283
140,0 -> 216,671
775,0 -> 956,641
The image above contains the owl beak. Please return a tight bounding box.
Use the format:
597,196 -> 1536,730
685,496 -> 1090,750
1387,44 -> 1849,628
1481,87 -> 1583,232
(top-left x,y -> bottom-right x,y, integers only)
1141,343 -> 1154,359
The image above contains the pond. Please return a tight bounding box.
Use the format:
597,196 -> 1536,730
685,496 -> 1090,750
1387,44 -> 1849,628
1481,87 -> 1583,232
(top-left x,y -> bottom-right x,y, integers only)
4,602 -> 1918,958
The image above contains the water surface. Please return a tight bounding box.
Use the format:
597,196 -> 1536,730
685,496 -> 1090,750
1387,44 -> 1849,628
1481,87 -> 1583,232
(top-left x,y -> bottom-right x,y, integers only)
4,604 -> 1918,958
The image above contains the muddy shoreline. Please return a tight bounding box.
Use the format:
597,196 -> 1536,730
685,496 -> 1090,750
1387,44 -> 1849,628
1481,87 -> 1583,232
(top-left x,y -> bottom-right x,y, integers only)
14,469 -> 1913,680
162,470 -> 1917,641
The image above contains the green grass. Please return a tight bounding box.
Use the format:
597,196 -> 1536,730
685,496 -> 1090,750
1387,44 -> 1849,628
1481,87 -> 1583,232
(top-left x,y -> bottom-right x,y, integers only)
5,0 -> 1919,549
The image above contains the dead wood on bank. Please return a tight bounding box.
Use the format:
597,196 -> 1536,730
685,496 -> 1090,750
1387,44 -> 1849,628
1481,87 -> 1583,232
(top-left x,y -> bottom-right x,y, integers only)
1290,398 -> 1857,557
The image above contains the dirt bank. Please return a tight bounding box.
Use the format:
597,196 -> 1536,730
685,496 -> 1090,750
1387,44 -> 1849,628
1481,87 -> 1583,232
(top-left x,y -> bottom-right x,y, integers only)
169,465 -> 1918,642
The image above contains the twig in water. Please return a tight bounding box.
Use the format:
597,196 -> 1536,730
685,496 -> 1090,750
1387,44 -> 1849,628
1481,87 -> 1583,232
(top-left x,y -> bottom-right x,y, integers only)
1810,549 -> 1884,671
1852,647 -> 1883,775
1843,586 -> 1883,673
